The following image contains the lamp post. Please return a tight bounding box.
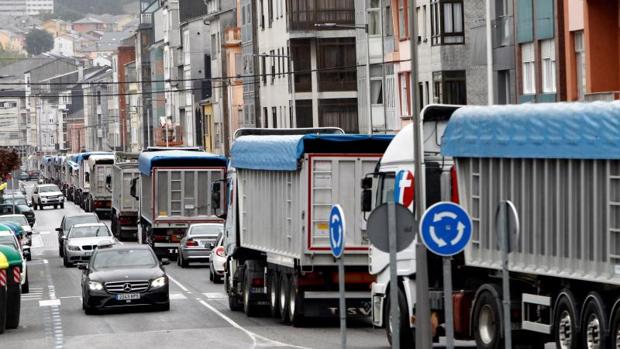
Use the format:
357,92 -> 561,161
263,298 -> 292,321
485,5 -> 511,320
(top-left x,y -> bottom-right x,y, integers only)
314,22 -> 373,134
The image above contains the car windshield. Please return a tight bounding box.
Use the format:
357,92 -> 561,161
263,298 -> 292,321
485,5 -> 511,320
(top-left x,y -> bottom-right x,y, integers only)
2,198 -> 28,206
65,215 -> 99,230
0,216 -> 28,226
0,235 -> 18,250
68,226 -> 110,238
92,249 -> 157,269
190,225 -> 223,236
40,185 -> 60,193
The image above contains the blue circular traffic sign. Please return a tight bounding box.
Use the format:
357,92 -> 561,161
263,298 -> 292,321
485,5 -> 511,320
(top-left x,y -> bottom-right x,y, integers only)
420,202 -> 472,257
329,204 -> 346,258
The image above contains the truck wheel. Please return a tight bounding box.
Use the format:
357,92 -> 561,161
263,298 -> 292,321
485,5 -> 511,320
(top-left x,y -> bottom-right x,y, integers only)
473,289 -> 503,349
243,267 -> 258,317
385,286 -> 414,348
5,284 -> 20,329
226,272 -> 243,311
581,292 -> 608,349
279,273 -> 290,323
268,271 -> 280,318
609,298 -> 620,349
554,291 -> 580,349
288,274 -> 304,327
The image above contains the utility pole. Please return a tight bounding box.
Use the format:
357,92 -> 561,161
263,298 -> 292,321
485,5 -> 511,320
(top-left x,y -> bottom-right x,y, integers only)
409,0 -> 432,348
221,23 -> 231,156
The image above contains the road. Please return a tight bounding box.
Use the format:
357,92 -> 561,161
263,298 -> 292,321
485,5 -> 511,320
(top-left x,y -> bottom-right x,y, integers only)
2,199 -> 391,349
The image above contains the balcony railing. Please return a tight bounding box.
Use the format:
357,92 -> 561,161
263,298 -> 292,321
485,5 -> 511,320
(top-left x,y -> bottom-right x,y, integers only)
154,125 -> 184,147
224,27 -> 241,45
288,0 -> 355,32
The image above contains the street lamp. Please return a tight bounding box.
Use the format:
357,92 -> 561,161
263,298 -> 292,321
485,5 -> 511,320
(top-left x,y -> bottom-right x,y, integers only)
253,53 -> 296,128
315,22 -> 375,134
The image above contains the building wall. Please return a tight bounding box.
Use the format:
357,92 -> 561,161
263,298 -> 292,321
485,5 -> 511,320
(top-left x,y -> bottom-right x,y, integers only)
0,0 -> 26,16
116,45 -> 136,150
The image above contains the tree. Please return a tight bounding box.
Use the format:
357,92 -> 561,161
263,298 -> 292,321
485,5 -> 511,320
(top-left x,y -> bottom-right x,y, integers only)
0,149 -> 21,181
0,47 -> 27,68
24,29 -> 54,56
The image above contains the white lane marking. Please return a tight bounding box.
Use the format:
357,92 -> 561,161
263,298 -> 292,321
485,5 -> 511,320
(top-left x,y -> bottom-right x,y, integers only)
203,292 -> 227,299
167,275 -> 189,292
58,296 -> 82,300
169,293 -> 187,300
197,300 -> 310,349
40,231 -> 50,235
31,235 -> 44,248
39,299 -> 61,307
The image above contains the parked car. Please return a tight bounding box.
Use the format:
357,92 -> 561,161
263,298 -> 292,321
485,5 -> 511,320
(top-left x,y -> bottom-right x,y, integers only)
0,194 -> 35,226
177,223 -> 223,268
27,170 -> 40,181
209,233 -> 225,283
18,172 -> 29,181
62,223 -> 115,267
0,228 -> 29,293
31,183 -> 65,210
80,244 -> 170,314
0,215 -> 33,261
56,213 -> 100,257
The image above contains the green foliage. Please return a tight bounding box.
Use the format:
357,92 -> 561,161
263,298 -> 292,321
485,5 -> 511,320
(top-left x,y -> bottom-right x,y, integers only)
0,48 -> 26,68
25,29 -> 54,56
54,0 -> 138,16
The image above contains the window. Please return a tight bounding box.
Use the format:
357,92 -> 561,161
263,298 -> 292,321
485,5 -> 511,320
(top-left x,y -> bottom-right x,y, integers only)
317,38 -> 357,91
521,42 -> 536,94
272,106 -> 277,128
291,40 -> 311,92
211,34 -> 217,59
183,30 -> 190,66
368,0 -> 381,36
268,0 -> 273,27
398,0 -> 408,39
497,70 -> 511,104
431,0 -> 464,45
541,39 -> 556,93
263,107 -> 268,128
433,70 -> 466,104
261,55 -> 267,85
417,6 -> 427,42
270,49 -> 275,84
399,72 -> 411,116
370,65 -> 383,105
574,31 -> 586,100
319,99 -> 359,133
296,100 -> 313,128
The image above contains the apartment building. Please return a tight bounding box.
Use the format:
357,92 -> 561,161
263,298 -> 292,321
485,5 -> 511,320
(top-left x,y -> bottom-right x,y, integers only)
0,0 -> 52,16
257,0 -> 360,133
240,0 -> 260,129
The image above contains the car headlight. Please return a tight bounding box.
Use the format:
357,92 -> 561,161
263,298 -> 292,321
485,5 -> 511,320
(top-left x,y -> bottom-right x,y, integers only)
66,244 -> 80,251
41,198 -> 48,202
151,276 -> 167,288
88,281 -> 103,291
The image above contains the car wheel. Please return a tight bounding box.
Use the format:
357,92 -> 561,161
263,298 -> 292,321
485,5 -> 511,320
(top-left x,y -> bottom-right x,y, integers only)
63,255 -> 72,268
83,298 -> 96,315
60,203 -> 64,209
59,244 -> 64,257
180,254 -> 189,268
21,272 -> 29,294
53,205 -> 57,209
209,267 -> 214,281
214,273 -> 222,284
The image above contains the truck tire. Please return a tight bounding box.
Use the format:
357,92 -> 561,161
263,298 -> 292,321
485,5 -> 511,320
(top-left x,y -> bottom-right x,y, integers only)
288,274 -> 304,327
610,298 -> 620,349
580,292 -> 608,349
554,290 -> 580,349
268,271 -> 280,318
226,272 -> 243,311
243,266 -> 259,317
385,286 -> 414,349
279,273 -> 290,323
472,288 -> 503,349
5,284 -> 20,329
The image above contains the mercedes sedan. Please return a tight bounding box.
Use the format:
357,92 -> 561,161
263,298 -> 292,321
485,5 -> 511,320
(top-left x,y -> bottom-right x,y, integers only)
80,245 -> 170,314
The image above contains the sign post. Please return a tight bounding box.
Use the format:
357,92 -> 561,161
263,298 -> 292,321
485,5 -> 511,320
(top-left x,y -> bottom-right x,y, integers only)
329,204 -> 346,349
420,202 -> 472,349
495,201 -> 519,349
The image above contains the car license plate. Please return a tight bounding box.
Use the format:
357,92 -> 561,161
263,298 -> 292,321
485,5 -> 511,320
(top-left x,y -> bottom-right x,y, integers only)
84,251 -> 92,257
116,293 -> 141,301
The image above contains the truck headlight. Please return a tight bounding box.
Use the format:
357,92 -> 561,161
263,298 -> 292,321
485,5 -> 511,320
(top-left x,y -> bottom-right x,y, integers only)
88,281 -> 103,291
67,244 -> 80,251
151,276 -> 167,288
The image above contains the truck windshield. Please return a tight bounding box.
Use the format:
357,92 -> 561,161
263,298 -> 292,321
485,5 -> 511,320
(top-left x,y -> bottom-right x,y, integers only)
376,173 -> 395,206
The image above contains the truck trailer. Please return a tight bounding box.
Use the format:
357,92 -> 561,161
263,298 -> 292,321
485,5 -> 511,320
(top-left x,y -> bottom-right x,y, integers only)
224,131 -> 392,325
136,150 -> 227,258
84,154 -> 114,217
73,152 -> 112,208
110,152 -> 140,241
366,102 -> 620,349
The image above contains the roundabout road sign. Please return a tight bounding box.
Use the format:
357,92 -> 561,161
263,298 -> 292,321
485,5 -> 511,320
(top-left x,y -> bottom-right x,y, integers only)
420,202 -> 472,257
329,204 -> 346,258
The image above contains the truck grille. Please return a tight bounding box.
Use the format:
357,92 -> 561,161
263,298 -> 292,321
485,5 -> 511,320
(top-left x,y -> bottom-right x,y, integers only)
105,280 -> 150,294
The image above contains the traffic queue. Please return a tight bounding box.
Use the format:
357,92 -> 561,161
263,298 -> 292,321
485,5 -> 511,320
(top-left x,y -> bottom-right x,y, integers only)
5,101 -> 620,349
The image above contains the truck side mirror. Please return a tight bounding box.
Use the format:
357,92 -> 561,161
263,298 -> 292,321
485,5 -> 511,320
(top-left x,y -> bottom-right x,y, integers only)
130,177 -> 139,200
361,177 -> 373,213
211,182 -> 221,210
361,177 -> 373,190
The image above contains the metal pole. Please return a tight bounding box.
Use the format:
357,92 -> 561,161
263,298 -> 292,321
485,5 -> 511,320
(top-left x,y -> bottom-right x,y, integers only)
365,15 -> 373,134
11,171 -> 16,214
499,203 -> 513,348
443,257 -> 454,349
338,257 -> 346,349
379,0 -> 388,133
486,0 -> 494,105
146,108 -> 151,148
409,0 -> 432,347
387,196 -> 399,349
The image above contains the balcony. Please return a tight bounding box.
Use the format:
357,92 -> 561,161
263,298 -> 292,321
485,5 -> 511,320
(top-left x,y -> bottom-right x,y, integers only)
224,27 -> 241,46
287,0 -> 354,32
493,16 -> 513,48
154,125 -> 184,147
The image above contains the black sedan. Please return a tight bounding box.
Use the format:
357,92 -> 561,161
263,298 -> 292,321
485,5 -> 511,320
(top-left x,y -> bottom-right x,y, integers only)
79,245 -> 170,314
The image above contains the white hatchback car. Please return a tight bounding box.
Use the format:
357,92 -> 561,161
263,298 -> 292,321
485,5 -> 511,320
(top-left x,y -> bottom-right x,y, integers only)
63,223 -> 116,267
209,233 -> 225,283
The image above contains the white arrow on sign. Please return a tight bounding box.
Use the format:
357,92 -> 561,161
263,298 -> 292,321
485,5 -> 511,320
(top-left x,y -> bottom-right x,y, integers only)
451,221 -> 465,246
331,215 -> 342,248
433,211 -> 457,222
430,226 -> 447,247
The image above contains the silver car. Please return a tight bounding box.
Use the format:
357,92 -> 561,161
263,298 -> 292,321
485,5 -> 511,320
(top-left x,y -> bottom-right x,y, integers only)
177,223 -> 223,268
63,223 -> 116,267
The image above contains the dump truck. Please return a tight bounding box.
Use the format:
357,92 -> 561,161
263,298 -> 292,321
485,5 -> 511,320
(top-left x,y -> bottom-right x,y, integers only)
224,129 -> 392,325
110,152 -> 140,241
365,102 -> 620,349
63,158 -> 79,200
135,149 -> 227,258
73,152 -> 112,208
83,154 -> 114,217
